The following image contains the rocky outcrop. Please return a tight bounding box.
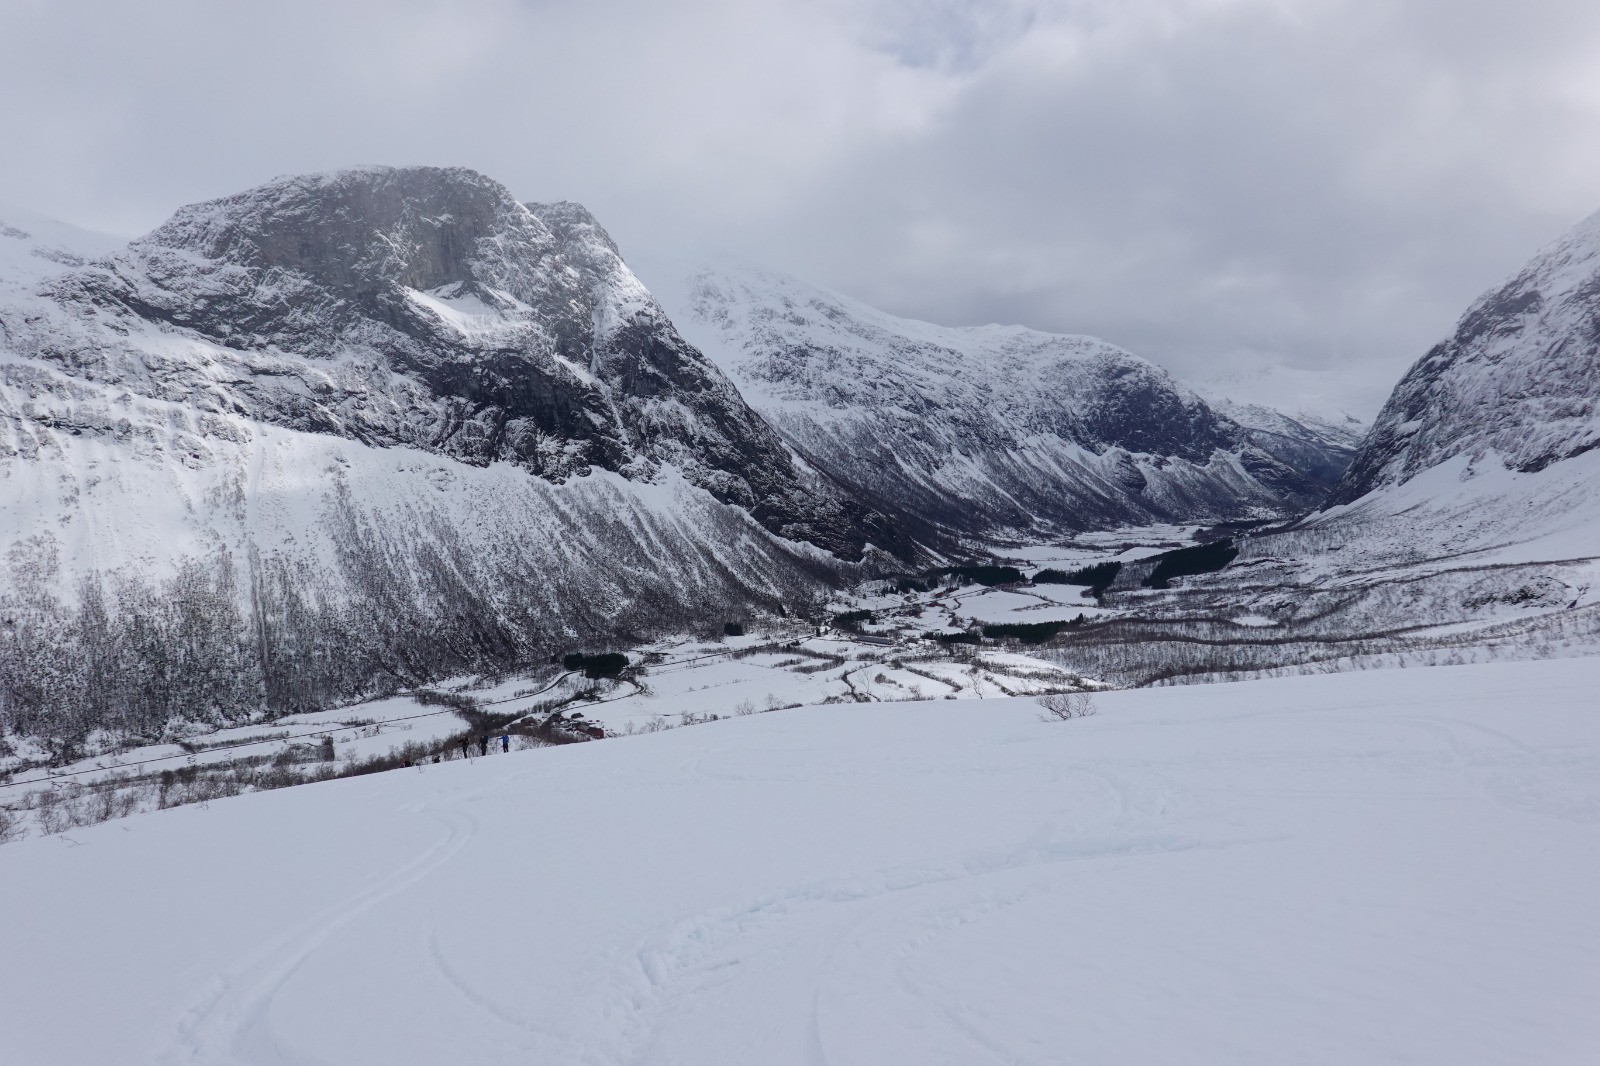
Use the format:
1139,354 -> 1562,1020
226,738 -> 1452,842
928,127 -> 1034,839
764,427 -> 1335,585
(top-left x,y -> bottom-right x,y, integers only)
1328,209 -> 1600,505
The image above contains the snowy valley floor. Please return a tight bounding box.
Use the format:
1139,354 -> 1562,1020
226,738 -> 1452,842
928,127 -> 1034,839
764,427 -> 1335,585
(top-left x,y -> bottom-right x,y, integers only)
4,657 -> 1600,1065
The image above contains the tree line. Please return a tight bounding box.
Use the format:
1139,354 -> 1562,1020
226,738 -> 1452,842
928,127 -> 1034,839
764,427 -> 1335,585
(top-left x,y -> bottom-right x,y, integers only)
0,486 -> 838,759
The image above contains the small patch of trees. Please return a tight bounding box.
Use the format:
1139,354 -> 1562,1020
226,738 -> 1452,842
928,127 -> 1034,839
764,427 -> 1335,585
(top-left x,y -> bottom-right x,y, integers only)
1036,561 -> 1122,597
945,564 -> 1026,587
562,651 -> 629,679
831,609 -> 876,632
982,618 -> 1085,644
1143,540 -> 1239,589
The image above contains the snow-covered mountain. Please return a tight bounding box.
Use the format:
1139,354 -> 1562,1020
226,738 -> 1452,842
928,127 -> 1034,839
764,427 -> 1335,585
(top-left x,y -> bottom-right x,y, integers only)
0,169 -> 897,737
659,262 -> 1357,544
0,167 -> 1380,746
1328,208 -> 1600,506
1125,209 -> 1600,681
1202,398 -> 1365,492
3,167 -> 894,559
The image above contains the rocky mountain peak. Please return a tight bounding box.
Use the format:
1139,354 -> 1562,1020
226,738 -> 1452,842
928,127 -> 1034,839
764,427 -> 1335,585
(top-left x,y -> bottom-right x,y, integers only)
526,199 -> 623,260
141,166 -> 530,289
9,168 -> 902,559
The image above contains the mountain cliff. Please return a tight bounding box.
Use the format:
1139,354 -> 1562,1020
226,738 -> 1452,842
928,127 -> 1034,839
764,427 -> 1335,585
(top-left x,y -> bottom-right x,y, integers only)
1328,209 -> 1600,506
3,167 -> 895,559
0,169 -> 897,741
660,262 -> 1355,545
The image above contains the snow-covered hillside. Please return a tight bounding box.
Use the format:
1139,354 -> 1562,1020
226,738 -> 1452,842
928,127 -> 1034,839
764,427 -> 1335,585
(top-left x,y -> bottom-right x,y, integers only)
659,262 -> 1357,544
1330,207 -> 1600,505
3,658 -> 1597,1064
0,204 -> 126,290
0,172 -> 907,744
1222,205 -> 1600,652
1075,207 -> 1600,688
3,168 -> 891,559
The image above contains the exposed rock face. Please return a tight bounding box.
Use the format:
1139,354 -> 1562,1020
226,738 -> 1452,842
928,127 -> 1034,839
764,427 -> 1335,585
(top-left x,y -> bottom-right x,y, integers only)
1,172 -> 910,736
6,166 -> 897,559
663,262 -> 1353,544
1328,209 -> 1600,505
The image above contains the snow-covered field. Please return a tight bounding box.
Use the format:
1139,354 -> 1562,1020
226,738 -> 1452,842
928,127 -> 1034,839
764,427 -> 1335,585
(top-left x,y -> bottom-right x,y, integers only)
0,622 -> 1094,823
1,694 -> 472,792
540,630 -> 1091,733
4,657 -> 1597,1065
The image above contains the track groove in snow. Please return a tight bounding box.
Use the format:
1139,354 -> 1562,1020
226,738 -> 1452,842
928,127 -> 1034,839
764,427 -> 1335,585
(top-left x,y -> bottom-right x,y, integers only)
159,806 -> 479,1065
5,658 -> 1600,1064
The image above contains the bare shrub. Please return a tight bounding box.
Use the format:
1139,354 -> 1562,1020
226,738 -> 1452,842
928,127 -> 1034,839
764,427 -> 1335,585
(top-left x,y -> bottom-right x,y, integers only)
0,804 -> 22,844
1038,692 -> 1098,722
35,787 -> 71,834
86,786 -> 117,827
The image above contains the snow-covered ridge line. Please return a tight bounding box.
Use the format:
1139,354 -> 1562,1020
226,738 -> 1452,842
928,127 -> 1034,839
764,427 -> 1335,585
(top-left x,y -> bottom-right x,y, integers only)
657,260 -> 1359,544
6,166 -> 899,560
1330,205 -> 1600,504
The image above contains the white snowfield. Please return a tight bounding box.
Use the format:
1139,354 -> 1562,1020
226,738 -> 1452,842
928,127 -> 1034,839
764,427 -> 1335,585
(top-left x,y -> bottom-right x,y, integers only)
5,658 -> 1599,1065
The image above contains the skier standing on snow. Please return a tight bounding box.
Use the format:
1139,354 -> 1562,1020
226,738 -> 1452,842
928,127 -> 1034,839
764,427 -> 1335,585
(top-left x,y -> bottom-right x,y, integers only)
500,734 -> 509,753
479,735 -> 489,757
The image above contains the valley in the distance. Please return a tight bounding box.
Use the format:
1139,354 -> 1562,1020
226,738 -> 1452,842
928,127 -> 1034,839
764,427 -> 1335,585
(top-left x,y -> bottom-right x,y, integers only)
2,165 -> 1599,1065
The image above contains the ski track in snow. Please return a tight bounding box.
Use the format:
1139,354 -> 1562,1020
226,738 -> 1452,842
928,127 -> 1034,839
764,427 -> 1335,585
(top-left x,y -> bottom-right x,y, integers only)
615,828 -> 1214,1062
160,805 -> 479,1065
5,658 -> 1600,1064
426,929 -> 544,1037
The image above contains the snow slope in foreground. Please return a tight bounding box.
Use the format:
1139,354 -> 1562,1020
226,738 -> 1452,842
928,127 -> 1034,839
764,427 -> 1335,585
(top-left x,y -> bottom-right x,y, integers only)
5,658 -> 1600,1065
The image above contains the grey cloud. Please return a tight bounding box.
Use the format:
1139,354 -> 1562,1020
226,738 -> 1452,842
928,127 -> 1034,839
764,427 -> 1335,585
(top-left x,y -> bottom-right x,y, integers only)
3,0 -> 1599,417
851,0 -> 1039,71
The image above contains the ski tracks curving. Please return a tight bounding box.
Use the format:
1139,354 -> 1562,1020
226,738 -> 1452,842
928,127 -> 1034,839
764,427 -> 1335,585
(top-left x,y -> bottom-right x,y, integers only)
158,805 -> 478,1065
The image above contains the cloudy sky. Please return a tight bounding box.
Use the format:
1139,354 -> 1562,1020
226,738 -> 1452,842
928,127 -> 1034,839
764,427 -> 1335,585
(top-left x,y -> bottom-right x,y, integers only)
5,0 -> 1600,416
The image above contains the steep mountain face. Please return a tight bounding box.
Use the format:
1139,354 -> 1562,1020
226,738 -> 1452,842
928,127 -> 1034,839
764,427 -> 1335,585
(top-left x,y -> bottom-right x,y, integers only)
1328,209 -> 1600,506
0,170 -> 901,742
1157,209 -> 1600,681
661,263 -> 1354,544
3,167 -> 895,560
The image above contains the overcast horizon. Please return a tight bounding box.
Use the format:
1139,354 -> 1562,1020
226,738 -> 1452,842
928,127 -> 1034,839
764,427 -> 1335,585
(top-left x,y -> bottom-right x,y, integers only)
7,0 -> 1600,418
